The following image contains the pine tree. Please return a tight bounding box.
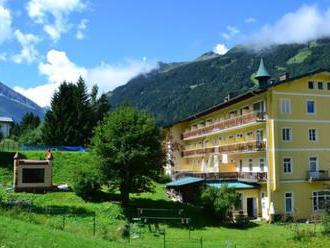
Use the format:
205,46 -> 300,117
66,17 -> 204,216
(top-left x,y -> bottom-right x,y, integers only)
42,78 -> 110,146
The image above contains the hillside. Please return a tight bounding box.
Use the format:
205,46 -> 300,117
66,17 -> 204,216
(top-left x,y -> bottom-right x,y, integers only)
0,82 -> 45,121
110,39 -> 330,126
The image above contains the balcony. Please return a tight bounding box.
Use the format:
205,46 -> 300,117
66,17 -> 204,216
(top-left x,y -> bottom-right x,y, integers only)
306,170 -> 330,181
183,111 -> 266,140
238,172 -> 267,183
182,140 -> 266,158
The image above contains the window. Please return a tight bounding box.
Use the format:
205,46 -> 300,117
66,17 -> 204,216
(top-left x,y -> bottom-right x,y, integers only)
318,82 -> 323,90
285,192 -> 293,213
283,158 -> 292,173
239,159 -> 243,172
22,168 -> 45,183
282,128 -> 291,141
306,100 -> 315,114
280,98 -> 291,113
259,158 -> 265,172
327,82 -> 330,90
308,81 -> 314,89
309,157 -> 318,172
308,129 -> 317,141
248,159 -> 253,172
313,191 -> 330,211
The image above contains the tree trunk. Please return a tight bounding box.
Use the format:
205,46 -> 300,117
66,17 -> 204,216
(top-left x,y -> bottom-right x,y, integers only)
120,182 -> 130,207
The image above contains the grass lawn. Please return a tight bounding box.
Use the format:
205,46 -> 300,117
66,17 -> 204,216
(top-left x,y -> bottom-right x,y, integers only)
0,151 -> 329,247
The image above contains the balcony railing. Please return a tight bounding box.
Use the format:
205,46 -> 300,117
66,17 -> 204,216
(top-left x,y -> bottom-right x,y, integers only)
306,170 -> 330,181
238,172 -> 267,182
183,111 -> 266,140
173,171 -> 267,183
182,140 -> 266,157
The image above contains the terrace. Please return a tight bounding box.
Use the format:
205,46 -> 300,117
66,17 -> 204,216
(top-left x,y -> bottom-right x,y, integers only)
182,140 -> 266,158
173,171 -> 267,183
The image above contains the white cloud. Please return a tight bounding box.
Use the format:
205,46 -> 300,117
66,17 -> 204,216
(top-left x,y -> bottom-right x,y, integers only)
221,25 -> 240,40
0,2 -> 12,44
213,43 -> 229,55
26,0 -> 86,41
76,18 -> 88,40
244,17 -> 256,24
12,30 -> 40,64
15,49 -> 158,107
248,5 -> 330,47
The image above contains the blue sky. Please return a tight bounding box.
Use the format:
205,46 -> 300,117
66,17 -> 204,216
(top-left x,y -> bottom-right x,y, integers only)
1,0 -> 330,106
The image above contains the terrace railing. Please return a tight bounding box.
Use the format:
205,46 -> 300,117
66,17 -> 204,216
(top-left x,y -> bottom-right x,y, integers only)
183,111 -> 266,140
182,140 -> 266,157
173,171 -> 267,183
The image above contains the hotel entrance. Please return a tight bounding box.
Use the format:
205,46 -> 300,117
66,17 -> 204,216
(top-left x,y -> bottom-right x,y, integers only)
247,197 -> 257,218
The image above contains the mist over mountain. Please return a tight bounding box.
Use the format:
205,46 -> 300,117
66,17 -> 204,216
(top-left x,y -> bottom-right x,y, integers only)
109,39 -> 330,126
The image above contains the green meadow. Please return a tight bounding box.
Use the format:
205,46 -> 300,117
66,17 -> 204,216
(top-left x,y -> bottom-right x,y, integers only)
0,151 -> 329,248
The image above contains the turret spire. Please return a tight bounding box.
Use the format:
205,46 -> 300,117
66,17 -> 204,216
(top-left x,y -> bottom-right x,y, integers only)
255,58 -> 271,89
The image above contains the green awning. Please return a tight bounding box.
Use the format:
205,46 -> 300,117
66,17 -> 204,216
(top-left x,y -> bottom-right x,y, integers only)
207,181 -> 256,189
166,177 -> 205,187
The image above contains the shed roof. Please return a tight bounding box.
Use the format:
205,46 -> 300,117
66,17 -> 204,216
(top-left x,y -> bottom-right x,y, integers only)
207,181 -> 256,189
166,177 -> 205,187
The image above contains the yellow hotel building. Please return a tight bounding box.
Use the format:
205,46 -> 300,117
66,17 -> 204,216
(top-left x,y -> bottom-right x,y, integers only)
165,59 -> 330,220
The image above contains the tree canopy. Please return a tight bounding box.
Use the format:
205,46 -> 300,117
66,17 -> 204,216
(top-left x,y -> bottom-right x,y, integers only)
92,106 -> 163,206
42,77 -> 110,146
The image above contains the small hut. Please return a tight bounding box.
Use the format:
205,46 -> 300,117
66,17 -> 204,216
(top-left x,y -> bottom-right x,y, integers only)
13,150 -> 53,192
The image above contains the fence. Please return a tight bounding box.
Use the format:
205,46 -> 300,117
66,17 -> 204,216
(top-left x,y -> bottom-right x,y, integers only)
0,140 -> 19,152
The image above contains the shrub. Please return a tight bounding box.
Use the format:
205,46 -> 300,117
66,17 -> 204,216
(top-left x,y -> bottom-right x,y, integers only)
73,165 -> 102,201
323,202 -> 330,234
201,185 -> 240,222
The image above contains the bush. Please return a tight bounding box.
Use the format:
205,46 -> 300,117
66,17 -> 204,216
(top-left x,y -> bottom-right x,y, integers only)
323,203 -> 330,234
201,185 -> 240,222
73,165 -> 102,201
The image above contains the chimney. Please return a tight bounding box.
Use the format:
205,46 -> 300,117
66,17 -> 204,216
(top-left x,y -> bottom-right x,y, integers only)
279,72 -> 289,82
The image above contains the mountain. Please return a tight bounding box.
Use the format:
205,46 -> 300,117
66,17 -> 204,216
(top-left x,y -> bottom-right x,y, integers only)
109,39 -> 330,126
0,82 -> 45,122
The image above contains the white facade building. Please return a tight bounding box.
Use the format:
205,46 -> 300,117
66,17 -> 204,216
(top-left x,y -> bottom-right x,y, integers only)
0,117 -> 13,137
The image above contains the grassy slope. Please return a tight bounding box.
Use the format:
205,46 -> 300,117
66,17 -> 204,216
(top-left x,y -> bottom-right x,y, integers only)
0,151 -> 329,247
0,151 -> 94,185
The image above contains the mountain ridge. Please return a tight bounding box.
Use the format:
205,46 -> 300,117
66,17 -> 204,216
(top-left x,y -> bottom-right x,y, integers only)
109,39 -> 330,126
0,81 -> 45,121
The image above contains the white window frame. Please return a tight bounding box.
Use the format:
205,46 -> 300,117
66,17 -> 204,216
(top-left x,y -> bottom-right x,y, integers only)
282,127 -> 292,142
259,158 -> 265,172
280,98 -> 291,114
306,99 -> 316,115
308,128 -> 318,142
248,159 -> 253,172
283,157 -> 293,174
284,192 -> 294,213
309,156 -> 319,172
312,190 -> 330,212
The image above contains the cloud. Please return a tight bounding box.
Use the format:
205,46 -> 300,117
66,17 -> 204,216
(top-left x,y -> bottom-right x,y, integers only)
248,5 -> 330,47
213,44 -> 229,55
14,49 -> 159,107
221,25 -> 240,40
0,2 -> 12,44
26,0 -> 86,41
244,17 -> 256,24
76,18 -> 88,40
12,30 -> 40,64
